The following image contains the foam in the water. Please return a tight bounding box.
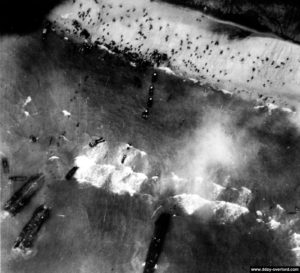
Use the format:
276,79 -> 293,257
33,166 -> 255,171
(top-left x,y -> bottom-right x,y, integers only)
173,193 -> 249,223
267,218 -> 281,230
74,142 -> 149,196
110,167 -> 147,196
62,110 -> 71,117
23,96 -> 32,107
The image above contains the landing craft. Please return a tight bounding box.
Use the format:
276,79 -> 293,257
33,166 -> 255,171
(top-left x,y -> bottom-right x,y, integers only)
65,166 -> 79,180
147,97 -> 153,108
4,174 -> 45,216
121,154 -> 127,164
42,21 -> 52,41
148,85 -> 154,96
29,135 -> 38,143
8,176 -> 28,182
126,143 -> 132,150
13,205 -> 50,254
143,213 -> 172,273
1,157 -> 9,174
151,72 -> 158,83
142,109 -> 149,120
89,136 -> 105,148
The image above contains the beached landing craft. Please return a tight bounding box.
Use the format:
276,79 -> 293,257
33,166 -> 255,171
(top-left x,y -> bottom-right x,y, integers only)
13,205 -> 51,255
3,174 -> 45,216
143,213 -> 172,273
49,0 -> 300,107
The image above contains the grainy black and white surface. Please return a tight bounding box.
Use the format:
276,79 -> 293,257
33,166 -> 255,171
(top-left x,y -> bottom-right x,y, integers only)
1,0 -> 300,273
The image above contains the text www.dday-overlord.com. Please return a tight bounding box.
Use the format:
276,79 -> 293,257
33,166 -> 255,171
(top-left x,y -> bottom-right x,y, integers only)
250,267 -> 300,272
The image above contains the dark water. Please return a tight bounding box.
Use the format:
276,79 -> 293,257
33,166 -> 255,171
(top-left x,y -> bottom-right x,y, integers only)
0,0 -> 66,34
0,31 -> 299,272
160,0 -> 300,44
209,22 -> 252,40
